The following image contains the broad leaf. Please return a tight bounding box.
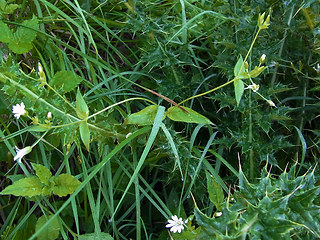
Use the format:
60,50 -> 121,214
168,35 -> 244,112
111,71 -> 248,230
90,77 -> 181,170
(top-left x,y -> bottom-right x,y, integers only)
234,79 -> 244,105
78,232 -> 114,240
79,121 -> 90,151
0,21 -> 13,43
35,215 -> 60,240
166,106 -> 213,125
124,105 -> 159,126
8,16 -> 39,54
206,172 -> 224,211
0,176 -> 42,197
50,71 -> 83,93
0,0 -> 20,15
53,174 -> 81,197
76,89 -> 89,119
32,163 -> 52,185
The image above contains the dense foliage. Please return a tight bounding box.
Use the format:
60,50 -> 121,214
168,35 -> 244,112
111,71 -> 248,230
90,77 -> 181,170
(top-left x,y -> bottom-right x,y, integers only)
0,0 -> 320,239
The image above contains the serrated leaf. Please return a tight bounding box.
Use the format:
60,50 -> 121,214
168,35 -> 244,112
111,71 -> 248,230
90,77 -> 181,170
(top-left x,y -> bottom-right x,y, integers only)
76,89 -> 89,119
78,232 -> 114,240
53,174 -> 81,197
206,172 -> 224,211
0,0 -> 20,15
234,79 -> 244,105
234,55 -> 246,79
35,215 -> 60,240
50,71 -> 83,93
0,176 -> 42,197
124,105 -> 159,126
166,106 -> 213,124
8,16 -> 39,54
32,163 -> 52,185
250,66 -> 267,78
79,121 -> 90,151
0,21 -> 13,43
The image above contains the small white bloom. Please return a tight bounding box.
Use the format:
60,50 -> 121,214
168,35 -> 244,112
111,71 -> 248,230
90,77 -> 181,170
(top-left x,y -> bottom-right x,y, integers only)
47,112 -> 52,120
215,211 -> 222,217
313,64 -> 320,73
245,83 -> 259,92
12,102 -> 26,119
267,100 -> 276,107
165,215 -> 187,233
14,146 -> 32,163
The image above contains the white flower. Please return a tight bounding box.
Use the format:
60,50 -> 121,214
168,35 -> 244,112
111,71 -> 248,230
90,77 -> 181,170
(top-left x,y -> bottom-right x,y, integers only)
313,64 -> 320,73
12,102 -> 26,119
47,112 -> 52,120
166,215 -> 187,233
14,146 -> 32,163
245,83 -> 259,92
215,211 -> 222,217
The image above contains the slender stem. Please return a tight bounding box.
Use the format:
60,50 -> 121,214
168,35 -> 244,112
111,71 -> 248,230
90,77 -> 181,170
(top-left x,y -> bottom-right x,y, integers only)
178,28 -> 262,105
87,97 -> 155,120
45,83 -> 77,111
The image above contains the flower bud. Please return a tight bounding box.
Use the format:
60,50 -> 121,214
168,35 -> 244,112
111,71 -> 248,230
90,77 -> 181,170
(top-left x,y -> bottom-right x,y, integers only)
47,112 -> 52,120
260,54 -> 266,64
244,61 -> 249,71
267,100 -> 276,107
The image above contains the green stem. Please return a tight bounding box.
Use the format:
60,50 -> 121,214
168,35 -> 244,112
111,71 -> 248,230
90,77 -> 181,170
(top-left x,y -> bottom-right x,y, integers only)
178,28 -> 262,105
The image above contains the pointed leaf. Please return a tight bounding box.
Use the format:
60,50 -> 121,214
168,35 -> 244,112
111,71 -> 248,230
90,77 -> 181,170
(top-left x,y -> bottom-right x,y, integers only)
234,79 -> 244,105
79,121 -> 90,151
234,55 -> 247,79
206,172 -> 224,211
50,71 -> 83,93
0,177 -> 42,197
32,163 -> 52,185
124,105 -> 159,126
35,215 -> 60,240
76,89 -> 89,119
166,106 -> 213,124
53,174 -> 81,197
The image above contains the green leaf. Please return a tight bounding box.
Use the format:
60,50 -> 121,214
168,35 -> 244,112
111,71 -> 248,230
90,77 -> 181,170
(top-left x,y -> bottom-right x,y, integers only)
79,121 -> 90,151
0,176 -> 42,197
76,89 -> 89,119
166,106 -> 213,124
32,163 -> 52,185
0,0 -> 20,15
52,174 -> 81,197
124,105 -> 159,126
234,55 -> 247,79
234,79 -> 244,105
78,232 -> 114,240
0,21 -> 13,43
50,71 -> 83,93
206,172 -> 224,211
35,215 -> 60,240
8,16 -> 39,54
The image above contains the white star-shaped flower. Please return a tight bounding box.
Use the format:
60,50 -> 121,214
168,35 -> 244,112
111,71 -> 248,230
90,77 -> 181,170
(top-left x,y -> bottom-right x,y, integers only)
14,146 -> 32,163
245,83 -> 259,92
165,215 -> 187,234
12,102 -> 26,119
